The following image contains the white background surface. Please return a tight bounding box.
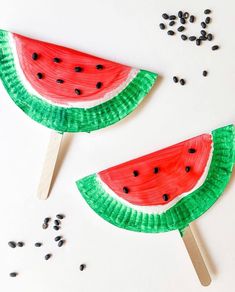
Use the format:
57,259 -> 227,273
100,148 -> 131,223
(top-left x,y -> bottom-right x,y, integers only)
0,0 -> 235,291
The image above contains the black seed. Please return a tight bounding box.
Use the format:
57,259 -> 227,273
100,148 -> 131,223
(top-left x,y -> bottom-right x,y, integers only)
56,79 -> 64,84
45,254 -> 52,261
56,214 -> 65,220
162,13 -> 169,20
180,18 -> 186,24
74,66 -> 83,72
96,64 -> 104,70
183,12 -> 189,19
42,223 -> 48,229
96,82 -> 102,89
205,16 -> 211,24
169,21 -> 175,26
199,36 -> 207,41
201,30 -> 206,36
185,166 -> 191,172
123,187 -> 129,194
178,26 -> 185,32
54,220 -> 61,226
10,272 -> 18,277
163,194 -> 169,201
80,264 -> 86,271
196,39 -> 201,46
55,236 -> 62,242
181,34 -> 188,41
178,11 -> 183,18
32,52 -> 38,60
37,72 -> 43,79
212,45 -> 219,51
189,36 -> 196,41
58,240 -> 65,247
169,15 -> 176,20
8,241 -> 16,248
204,9 -> 211,14
167,30 -> 175,36
153,167 -> 159,174
44,217 -> 51,224
207,33 -> 213,41
203,70 -> 208,77
133,170 -> 139,177
180,79 -> 185,85
189,15 -> 195,23
53,225 -> 60,231
35,242 -> 42,247
53,57 -> 61,63
173,76 -> 178,83
201,22 -> 207,29
159,23 -> 166,30
188,148 -> 196,153
17,242 -> 24,247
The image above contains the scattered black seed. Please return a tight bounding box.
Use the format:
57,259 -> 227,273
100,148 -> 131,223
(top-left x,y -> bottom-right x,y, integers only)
185,166 -> 191,172
189,15 -> 195,23
123,187 -> 129,194
178,11 -> 183,18
203,70 -> 208,77
189,36 -> 196,41
207,33 -> 213,41
201,22 -> 207,29
163,194 -> 169,201
42,223 -> 48,229
153,167 -> 159,174
44,217 -> 51,224
54,220 -> 61,226
74,88 -> 81,95
55,236 -> 62,242
96,82 -> 102,89
201,30 -> 206,36
53,226 -> 60,231
133,170 -> 139,177
32,52 -> 38,60
205,16 -> 211,24
181,34 -> 188,41
162,13 -> 169,20
8,241 -> 16,248
37,72 -> 43,79
167,30 -> 175,36
196,39 -> 201,46
188,148 -> 196,153
180,18 -> 186,24
10,272 -> 18,277
53,57 -> 61,63
173,76 -> 178,83
180,79 -> 185,85
45,254 -> 52,261
17,242 -> 24,247
212,45 -> 219,51
204,9 -> 211,14
56,79 -> 64,84
169,15 -> 176,20
74,66 -> 83,72
199,36 -> 207,41
56,214 -> 65,220
178,26 -> 185,32
58,240 -> 65,247
159,23 -> 166,30
96,64 -> 104,70
80,264 -> 86,271
35,242 -> 42,247
169,21 -> 175,26
183,12 -> 189,19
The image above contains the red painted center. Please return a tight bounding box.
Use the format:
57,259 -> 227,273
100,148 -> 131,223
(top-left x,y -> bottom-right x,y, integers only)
99,134 -> 212,206
13,33 -> 132,105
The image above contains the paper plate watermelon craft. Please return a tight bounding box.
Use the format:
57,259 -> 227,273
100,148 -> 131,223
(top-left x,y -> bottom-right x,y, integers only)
0,29 -> 157,199
77,124 -> 235,285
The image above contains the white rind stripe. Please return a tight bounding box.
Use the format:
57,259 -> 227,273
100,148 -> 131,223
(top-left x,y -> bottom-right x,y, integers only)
97,137 -> 213,215
8,32 -> 139,108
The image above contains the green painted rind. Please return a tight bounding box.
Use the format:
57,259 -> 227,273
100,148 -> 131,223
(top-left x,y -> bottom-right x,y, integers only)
0,30 -> 157,133
76,125 -> 235,233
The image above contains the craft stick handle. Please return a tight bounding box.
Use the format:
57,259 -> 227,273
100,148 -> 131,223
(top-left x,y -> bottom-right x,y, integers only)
180,225 -> 211,286
37,131 -> 63,200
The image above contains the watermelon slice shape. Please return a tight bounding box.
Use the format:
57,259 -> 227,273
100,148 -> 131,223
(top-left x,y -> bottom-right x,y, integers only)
77,125 -> 235,233
0,29 -> 157,132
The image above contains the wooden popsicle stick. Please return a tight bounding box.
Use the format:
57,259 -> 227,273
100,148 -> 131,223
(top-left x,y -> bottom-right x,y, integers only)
180,225 -> 211,286
37,131 -> 63,200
